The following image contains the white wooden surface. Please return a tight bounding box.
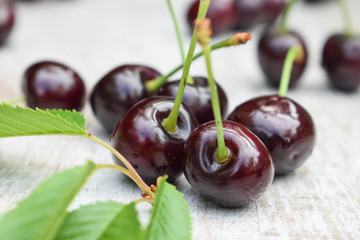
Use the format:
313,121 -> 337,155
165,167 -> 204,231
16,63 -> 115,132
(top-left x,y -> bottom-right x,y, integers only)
0,0 -> 360,239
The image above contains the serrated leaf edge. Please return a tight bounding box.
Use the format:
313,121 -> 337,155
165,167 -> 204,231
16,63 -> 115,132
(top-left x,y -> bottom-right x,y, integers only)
0,103 -> 87,137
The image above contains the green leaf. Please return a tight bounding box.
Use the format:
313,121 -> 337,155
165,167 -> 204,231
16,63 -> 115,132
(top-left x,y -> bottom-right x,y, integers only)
55,201 -> 142,240
0,161 -> 97,240
0,103 -> 87,137
98,203 -> 142,240
142,177 -> 192,240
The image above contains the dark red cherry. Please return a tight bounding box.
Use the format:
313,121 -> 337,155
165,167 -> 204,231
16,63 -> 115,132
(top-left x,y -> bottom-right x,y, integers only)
111,96 -> 198,185
322,34 -> 360,92
22,61 -> 86,111
258,28 -> 308,88
228,95 -> 315,175
233,0 -> 263,29
0,1 -> 15,46
257,0 -> 285,23
187,0 -> 236,35
156,77 -> 228,125
304,0 -> 332,3
183,120 -> 274,207
90,65 -> 161,133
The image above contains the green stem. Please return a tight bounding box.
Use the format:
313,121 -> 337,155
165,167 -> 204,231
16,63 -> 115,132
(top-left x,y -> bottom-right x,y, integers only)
166,0 -> 186,64
338,0 -> 353,37
162,0 -> 211,133
165,0 -> 194,84
279,0 -> 298,34
145,33 -> 243,93
96,163 -> 153,197
133,198 -> 153,204
201,41 -> 229,163
86,135 -> 153,196
278,45 -> 304,97
5,95 -> 26,105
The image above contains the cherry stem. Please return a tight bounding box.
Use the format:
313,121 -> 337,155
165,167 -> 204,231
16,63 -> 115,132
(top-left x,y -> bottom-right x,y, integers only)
162,0 -> 211,133
5,95 -> 26,105
86,134 -> 153,196
278,45 -> 304,97
279,0 -> 298,34
133,198 -> 153,204
166,0 -> 194,84
197,19 -> 229,163
338,0 -> 353,37
145,32 -> 250,93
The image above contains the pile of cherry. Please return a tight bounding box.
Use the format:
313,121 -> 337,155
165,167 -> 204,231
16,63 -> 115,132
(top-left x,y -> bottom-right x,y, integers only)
0,0 -> 358,207
19,51 -> 316,208
187,0 -> 360,92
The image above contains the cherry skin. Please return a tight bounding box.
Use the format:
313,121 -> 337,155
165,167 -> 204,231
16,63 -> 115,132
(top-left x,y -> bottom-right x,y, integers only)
322,34 -> 360,92
233,0 -> 263,30
156,77 -> 228,125
228,95 -> 316,175
90,65 -> 161,133
111,96 -> 198,185
0,1 -> 15,46
258,28 -> 308,88
187,0 -> 236,35
22,61 -> 86,111
183,120 -> 274,207
257,0 -> 285,24
304,0 -> 332,3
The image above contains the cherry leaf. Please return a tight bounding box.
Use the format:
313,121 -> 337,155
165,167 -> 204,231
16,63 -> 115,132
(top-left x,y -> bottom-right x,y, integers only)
0,161 -> 97,240
0,103 -> 87,137
55,202 -> 142,240
142,177 -> 192,240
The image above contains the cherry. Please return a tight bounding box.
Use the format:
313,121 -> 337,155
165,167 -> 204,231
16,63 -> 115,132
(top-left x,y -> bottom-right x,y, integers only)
321,1 -> 360,92
182,19 -> 272,207
258,29 -> 308,88
22,61 -> 86,111
156,76 -> 228,125
184,120 -> 274,207
233,0 -> 263,29
110,96 -> 198,185
304,0 -> 332,3
187,0 -> 236,35
258,0 -> 308,88
322,34 -> 360,92
90,65 -> 161,133
257,0 -> 286,23
110,1 -> 208,185
0,0 -> 15,46
228,95 -> 315,175
228,46 -> 315,175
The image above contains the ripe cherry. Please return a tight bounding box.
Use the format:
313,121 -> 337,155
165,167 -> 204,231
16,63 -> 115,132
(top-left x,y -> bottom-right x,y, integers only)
22,61 -> 86,111
233,0 -> 263,29
183,19 -> 273,207
229,45 -> 315,175
156,76 -> 228,125
321,0 -> 360,92
257,0 -> 286,23
228,95 -> 315,175
0,0 -> 15,46
187,0 -> 236,35
304,0 -> 332,3
258,0 -> 307,88
322,34 -> 360,92
184,121 -> 274,207
90,65 -> 161,133
111,96 -> 198,185
258,29 -> 308,88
